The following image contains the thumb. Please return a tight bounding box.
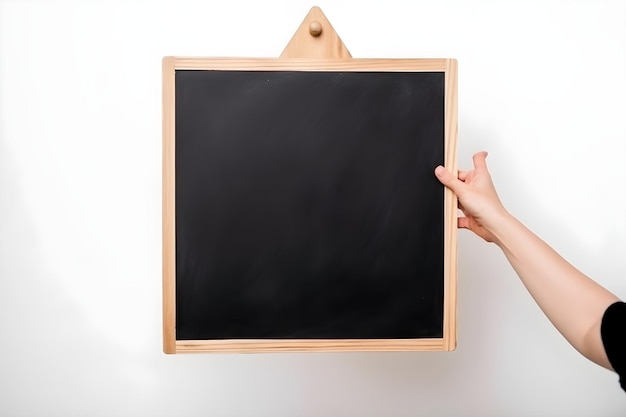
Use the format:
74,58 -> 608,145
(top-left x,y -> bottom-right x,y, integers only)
434,165 -> 463,194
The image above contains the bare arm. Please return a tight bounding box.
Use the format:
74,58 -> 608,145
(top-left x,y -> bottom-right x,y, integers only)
435,152 -> 620,370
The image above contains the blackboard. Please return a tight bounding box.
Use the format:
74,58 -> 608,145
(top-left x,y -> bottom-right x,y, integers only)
163,58 -> 458,353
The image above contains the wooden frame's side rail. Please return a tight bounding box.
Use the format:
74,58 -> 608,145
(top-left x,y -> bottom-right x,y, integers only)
162,57 -> 176,354
443,58 -> 459,351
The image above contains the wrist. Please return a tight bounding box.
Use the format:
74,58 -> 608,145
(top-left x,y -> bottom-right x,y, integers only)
483,208 -> 517,247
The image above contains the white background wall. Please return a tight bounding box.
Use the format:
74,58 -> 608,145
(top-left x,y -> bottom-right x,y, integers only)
1,0 -> 625,415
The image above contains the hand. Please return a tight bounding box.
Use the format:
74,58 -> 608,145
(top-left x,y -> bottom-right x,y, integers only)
434,152 -> 508,242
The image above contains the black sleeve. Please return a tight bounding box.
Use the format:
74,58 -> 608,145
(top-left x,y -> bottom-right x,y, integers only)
601,301 -> 626,392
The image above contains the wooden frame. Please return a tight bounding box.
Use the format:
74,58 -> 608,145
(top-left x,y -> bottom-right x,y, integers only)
162,8 -> 457,354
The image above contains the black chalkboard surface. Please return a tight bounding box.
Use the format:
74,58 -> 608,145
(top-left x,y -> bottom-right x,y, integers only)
163,58 -> 458,353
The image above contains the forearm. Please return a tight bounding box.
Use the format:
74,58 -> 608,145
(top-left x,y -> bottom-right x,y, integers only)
489,212 -> 620,369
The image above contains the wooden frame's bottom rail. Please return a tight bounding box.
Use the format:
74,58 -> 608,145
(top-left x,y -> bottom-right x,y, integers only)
175,338 -> 449,353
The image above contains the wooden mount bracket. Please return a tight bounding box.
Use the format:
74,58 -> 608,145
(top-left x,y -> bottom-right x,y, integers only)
281,6 -> 352,59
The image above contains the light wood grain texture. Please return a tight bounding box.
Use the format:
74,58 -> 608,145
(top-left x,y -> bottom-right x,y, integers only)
175,339 -> 445,353
280,6 -> 351,59
443,59 -> 459,351
172,57 -> 447,71
162,56 -> 176,354
162,57 -> 459,353
162,9 -> 458,353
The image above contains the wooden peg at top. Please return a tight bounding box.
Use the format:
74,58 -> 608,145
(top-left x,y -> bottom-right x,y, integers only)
281,6 -> 352,59
309,20 -> 323,37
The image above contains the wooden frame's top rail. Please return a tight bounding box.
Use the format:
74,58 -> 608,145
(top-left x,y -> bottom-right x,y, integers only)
169,57 -> 451,72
